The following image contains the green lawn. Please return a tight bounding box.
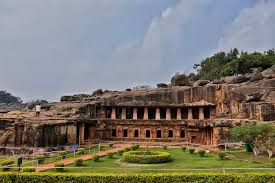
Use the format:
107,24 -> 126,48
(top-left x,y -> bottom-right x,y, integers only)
47,148 -> 274,174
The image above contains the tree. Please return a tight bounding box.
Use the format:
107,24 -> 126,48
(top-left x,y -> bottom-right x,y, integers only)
0,90 -> 22,105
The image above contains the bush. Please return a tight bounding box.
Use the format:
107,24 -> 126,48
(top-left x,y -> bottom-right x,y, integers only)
93,155 -> 99,162
118,149 -> 125,156
74,158 -> 84,166
218,152 -> 226,160
54,162 -> 64,172
131,144 -> 140,151
107,152 -> 115,159
125,147 -> 131,152
109,143 -> 114,148
271,158 -> 275,168
36,155 -> 45,164
123,151 -> 171,164
181,146 -> 187,151
0,160 -> 14,171
189,149 -> 195,154
163,146 -> 168,150
198,150 -> 206,157
22,168 -> 36,172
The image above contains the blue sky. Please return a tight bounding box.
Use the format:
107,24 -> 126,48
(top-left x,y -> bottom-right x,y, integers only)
0,0 -> 274,101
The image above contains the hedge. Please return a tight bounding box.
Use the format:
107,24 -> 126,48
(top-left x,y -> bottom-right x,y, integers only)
123,151 -> 171,164
0,173 -> 274,183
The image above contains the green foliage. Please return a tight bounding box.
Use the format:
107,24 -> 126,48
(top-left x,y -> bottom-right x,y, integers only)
0,173 -> 274,182
198,150 -> 206,157
0,90 -> 22,105
189,149 -> 195,154
124,147 -> 131,152
163,145 -> 168,150
230,123 -> 275,149
93,155 -> 100,162
36,155 -> 45,164
74,158 -> 84,166
22,168 -> 36,172
118,149 -> 125,156
123,151 -> 171,164
131,144 -> 140,151
193,48 -> 275,80
271,158 -> 275,168
54,162 -> 64,172
107,152 -> 115,159
181,146 -> 187,151
109,143 -> 114,148
218,152 -> 226,160
0,160 -> 14,172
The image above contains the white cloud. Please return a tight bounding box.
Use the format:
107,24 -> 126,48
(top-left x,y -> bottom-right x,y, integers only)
217,0 -> 275,52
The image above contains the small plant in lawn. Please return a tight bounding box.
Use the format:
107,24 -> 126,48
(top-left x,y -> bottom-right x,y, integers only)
271,158 -> 275,168
198,150 -> 206,157
23,168 -> 36,172
131,144 -> 140,151
118,149 -> 125,156
74,158 -> 84,166
93,155 -> 100,162
181,146 -> 187,151
189,148 -> 195,154
54,162 -> 64,172
218,152 -> 226,160
125,147 -> 131,152
109,143 -> 114,148
1,160 -> 14,171
163,145 -> 168,150
107,152 -> 115,159
36,155 -> 45,164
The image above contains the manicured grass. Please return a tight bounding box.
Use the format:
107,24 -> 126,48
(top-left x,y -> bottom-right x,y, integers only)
47,148 -> 273,174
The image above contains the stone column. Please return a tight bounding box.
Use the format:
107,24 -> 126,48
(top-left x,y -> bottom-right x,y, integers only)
156,108 -> 160,120
111,107 -> 116,119
79,123 -> 85,144
133,107 -> 138,120
166,108 -> 171,120
188,108 -> 193,120
177,108 -> 182,120
122,107 -> 126,120
199,107 -> 204,120
144,107 -> 148,120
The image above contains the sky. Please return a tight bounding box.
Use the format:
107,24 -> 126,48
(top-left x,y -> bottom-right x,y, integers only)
0,0 -> 275,102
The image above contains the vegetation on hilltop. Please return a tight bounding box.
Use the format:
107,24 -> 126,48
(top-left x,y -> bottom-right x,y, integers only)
0,90 -> 22,105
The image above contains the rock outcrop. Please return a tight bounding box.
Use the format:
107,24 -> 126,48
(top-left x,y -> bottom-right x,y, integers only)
171,74 -> 191,86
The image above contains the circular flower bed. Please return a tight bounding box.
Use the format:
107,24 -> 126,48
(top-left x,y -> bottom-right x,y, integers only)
122,151 -> 171,164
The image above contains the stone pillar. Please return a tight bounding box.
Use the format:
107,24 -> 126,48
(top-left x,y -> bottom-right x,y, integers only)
199,107 -> 204,120
67,125 -> 77,144
177,108 -> 182,120
121,107 -> 126,120
144,107 -> 148,120
79,123 -> 85,144
166,108 -> 171,120
133,107 -> 138,120
111,107 -> 116,119
188,108 -> 193,120
156,108 -> 160,120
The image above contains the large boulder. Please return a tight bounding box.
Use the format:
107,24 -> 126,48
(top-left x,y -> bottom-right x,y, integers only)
92,89 -> 103,96
250,69 -> 263,82
223,75 -> 248,84
262,65 -> 275,79
245,93 -> 264,102
171,74 -> 191,86
157,83 -> 168,88
212,79 -> 224,84
193,80 -> 210,87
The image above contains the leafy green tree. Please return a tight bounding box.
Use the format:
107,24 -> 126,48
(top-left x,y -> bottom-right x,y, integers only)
0,90 -> 22,105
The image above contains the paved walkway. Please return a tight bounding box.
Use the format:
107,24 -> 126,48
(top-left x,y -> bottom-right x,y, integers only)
36,144 -> 130,172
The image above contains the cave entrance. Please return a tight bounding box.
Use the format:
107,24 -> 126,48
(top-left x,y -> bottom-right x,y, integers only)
84,123 -> 90,140
157,130 -> 162,138
181,108 -> 188,119
126,107 -> 133,119
148,108 -> 156,119
116,107 -> 122,119
204,107 -> 210,119
105,107 -> 112,119
160,108 -> 166,119
192,107 -> 199,119
171,108 -> 177,119
137,108 -> 144,119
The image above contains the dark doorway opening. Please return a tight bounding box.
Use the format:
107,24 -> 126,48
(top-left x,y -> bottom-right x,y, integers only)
157,130 -> 162,138
134,129 -> 139,138
160,108 -> 166,119
137,108 -> 144,119
171,108 -> 177,119
84,123 -> 90,140
191,136 -> 196,143
112,129 -> 117,137
126,108 -> 133,119
192,107 -> 199,119
105,107 -> 112,119
116,108 -> 122,119
168,130 -> 173,138
148,108 -> 156,119
204,107 -> 210,119
180,130 -> 185,138
123,129 -> 128,138
146,130 -> 151,138
181,108 -> 188,119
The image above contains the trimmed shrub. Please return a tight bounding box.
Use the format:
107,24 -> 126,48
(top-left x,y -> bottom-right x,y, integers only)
74,158 -> 84,166
107,152 -> 115,159
189,148 -> 195,154
125,147 -> 131,152
1,160 -> 14,171
163,146 -> 168,150
131,144 -> 140,151
109,143 -> 114,148
123,151 -> 171,164
22,168 -> 36,172
54,162 -> 64,172
181,146 -> 187,151
118,149 -> 125,156
218,152 -> 226,160
93,155 -> 100,162
36,155 -> 45,164
198,150 -> 206,157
